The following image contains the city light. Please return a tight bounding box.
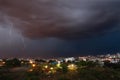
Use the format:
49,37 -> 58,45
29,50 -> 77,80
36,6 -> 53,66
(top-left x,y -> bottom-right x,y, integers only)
44,65 -> 48,68
50,67 -> 54,70
32,64 -> 36,67
29,69 -> 33,72
0,53 -> 120,80
57,63 -> 61,68
29,60 -> 33,64
2,62 -> 5,64
67,64 -> 78,71
56,61 -> 62,68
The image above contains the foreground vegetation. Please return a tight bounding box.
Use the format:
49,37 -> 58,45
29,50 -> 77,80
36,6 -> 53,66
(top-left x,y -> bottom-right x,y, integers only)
0,58 -> 120,80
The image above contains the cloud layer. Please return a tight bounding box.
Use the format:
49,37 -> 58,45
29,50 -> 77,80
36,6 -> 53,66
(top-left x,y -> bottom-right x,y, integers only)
0,0 -> 120,39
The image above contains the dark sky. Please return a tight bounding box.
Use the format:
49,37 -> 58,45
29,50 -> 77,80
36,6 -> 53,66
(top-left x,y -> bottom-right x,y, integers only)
0,0 -> 120,58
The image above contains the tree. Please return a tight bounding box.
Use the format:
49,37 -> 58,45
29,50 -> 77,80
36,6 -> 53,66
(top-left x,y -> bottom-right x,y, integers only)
5,58 -> 21,67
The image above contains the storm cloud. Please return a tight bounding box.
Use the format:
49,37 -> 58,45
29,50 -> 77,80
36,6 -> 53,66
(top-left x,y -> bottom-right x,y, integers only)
0,0 -> 120,39
0,0 -> 120,58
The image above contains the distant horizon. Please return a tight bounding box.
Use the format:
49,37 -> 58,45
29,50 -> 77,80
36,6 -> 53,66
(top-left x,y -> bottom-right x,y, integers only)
0,52 -> 119,59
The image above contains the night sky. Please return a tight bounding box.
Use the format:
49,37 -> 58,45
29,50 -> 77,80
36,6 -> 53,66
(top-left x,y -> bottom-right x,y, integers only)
0,0 -> 120,58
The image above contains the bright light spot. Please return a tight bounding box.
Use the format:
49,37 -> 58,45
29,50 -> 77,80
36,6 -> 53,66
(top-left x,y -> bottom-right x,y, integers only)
56,61 -> 62,68
32,64 -> 36,67
67,64 -> 78,71
50,67 -> 54,70
29,60 -> 33,64
57,63 -> 60,67
44,65 -> 48,68
2,62 -> 5,64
